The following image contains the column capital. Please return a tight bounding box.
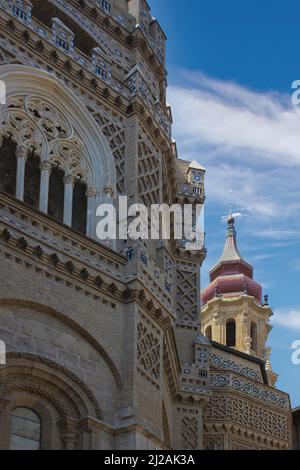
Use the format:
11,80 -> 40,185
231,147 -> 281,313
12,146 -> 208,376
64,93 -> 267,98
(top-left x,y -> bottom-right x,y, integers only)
58,417 -> 78,450
16,145 -> 28,161
86,187 -> 97,198
104,184 -> 115,199
64,174 -> 76,187
40,160 -> 52,173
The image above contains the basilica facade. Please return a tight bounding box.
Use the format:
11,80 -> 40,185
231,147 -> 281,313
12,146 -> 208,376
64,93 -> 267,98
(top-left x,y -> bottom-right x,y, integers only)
0,0 -> 293,450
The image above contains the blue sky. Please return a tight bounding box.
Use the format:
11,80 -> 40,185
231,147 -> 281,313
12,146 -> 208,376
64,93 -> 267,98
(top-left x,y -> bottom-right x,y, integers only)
149,0 -> 300,407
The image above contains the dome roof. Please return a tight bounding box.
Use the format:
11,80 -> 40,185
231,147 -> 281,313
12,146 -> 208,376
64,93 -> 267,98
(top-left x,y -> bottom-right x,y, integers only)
202,274 -> 262,305
202,218 -> 262,306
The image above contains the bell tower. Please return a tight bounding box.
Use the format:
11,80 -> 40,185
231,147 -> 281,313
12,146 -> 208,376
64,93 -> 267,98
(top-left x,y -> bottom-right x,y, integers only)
201,217 -> 278,387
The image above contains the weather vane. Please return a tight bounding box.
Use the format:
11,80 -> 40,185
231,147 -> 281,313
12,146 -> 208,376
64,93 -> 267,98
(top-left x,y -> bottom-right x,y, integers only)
229,189 -> 234,219
221,189 -> 236,222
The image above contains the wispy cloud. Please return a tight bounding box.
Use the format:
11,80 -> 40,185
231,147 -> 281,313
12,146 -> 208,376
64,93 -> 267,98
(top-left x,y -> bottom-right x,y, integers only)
273,310 -> 300,330
168,70 -> 300,225
254,229 -> 300,240
169,70 -> 300,166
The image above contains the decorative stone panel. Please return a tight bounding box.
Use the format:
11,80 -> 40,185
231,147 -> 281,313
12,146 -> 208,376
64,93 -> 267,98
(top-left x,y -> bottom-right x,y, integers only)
203,396 -> 290,441
176,265 -> 198,322
182,416 -> 198,450
210,352 -> 262,382
211,373 -> 290,408
137,314 -> 161,388
93,111 -> 125,194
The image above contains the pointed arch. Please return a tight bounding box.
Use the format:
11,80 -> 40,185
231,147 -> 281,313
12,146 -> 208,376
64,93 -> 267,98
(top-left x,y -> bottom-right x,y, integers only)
0,64 -> 116,194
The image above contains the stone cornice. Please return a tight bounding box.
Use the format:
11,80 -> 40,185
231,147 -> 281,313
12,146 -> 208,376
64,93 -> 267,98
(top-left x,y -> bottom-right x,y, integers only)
202,294 -> 273,316
0,195 -> 180,329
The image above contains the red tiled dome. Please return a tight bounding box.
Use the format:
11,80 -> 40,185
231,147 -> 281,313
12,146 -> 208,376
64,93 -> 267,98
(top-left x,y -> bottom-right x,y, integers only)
202,274 -> 262,306
201,218 -> 262,306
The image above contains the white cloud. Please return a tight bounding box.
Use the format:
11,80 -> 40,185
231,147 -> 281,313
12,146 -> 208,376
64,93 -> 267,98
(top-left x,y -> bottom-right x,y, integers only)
273,310 -> 300,330
169,70 -> 300,166
168,70 -> 300,226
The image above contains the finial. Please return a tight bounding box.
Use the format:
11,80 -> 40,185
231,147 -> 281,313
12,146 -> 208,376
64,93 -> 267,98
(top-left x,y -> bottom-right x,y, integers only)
263,294 -> 269,306
228,189 -> 234,225
221,190 -> 236,226
228,215 -> 235,226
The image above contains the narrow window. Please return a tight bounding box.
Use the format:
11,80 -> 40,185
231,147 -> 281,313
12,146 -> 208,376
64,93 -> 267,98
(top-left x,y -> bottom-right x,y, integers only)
95,63 -> 108,81
56,37 -> 69,51
24,153 -> 40,209
12,5 -> 28,21
226,320 -> 236,348
48,166 -> 64,223
205,325 -> 212,341
251,322 -> 258,352
72,179 -> 87,235
101,0 -> 111,14
0,138 -> 17,196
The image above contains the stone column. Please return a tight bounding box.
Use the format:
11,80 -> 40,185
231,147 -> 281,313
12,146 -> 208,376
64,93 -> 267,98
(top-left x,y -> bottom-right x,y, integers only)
77,418 -> 102,450
244,336 -> 252,355
63,175 -> 75,227
39,161 -> 52,214
86,188 -> 97,238
104,184 -> 116,250
58,417 -> 78,451
15,145 -> 28,201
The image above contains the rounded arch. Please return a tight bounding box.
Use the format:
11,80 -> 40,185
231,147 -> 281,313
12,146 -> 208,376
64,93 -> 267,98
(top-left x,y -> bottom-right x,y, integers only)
0,389 -> 62,450
0,286 -> 123,392
226,318 -> 236,348
0,352 -> 105,449
0,64 -> 116,194
205,325 -> 212,341
1,352 -> 103,420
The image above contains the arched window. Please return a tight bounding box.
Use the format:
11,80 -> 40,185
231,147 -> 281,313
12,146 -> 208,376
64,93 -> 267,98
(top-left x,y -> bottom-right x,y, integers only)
24,153 -> 41,209
226,320 -> 236,348
0,138 -> 17,196
251,322 -> 258,352
72,178 -> 87,235
205,325 -> 212,341
10,407 -> 41,450
48,166 -> 64,223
